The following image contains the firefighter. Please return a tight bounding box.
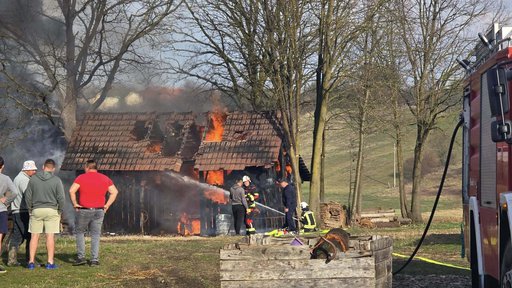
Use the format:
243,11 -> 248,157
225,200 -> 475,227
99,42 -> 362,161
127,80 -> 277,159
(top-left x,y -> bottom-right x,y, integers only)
300,202 -> 317,232
242,175 -> 259,235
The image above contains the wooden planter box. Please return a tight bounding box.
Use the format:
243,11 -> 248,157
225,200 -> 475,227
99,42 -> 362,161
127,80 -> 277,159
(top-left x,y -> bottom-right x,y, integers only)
220,235 -> 392,288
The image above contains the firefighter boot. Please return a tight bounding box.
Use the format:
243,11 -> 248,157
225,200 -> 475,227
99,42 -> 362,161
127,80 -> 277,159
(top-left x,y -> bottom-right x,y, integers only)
7,246 -> 20,267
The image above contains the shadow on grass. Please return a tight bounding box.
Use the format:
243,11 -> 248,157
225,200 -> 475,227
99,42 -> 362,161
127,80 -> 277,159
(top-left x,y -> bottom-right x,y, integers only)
393,258 -> 470,276
413,233 -> 462,246
54,252 -> 78,264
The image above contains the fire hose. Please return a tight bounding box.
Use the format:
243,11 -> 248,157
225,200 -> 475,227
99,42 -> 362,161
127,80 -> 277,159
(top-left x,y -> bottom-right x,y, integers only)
255,202 -> 299,221
393,117 -> 463,275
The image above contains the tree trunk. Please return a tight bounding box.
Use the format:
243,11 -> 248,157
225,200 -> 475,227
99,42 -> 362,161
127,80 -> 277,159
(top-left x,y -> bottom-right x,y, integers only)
61,100 -> 77,141
310,95 -> 327,216
396,133 -> 409,218
320,128 -> 326,202
62,0 -> 77,141
410,127 -> 428,223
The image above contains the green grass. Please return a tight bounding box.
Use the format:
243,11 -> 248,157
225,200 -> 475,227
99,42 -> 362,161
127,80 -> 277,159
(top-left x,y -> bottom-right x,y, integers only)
0,225 -> 469,287
0,236 -> 236,287
298,109 -> 464,216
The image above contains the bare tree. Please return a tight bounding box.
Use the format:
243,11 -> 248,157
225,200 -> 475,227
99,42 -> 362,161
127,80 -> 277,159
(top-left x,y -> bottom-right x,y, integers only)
0,0 -> 181,140
376,1 -> 410,219
309,0 -> 382,216
176,1 -> 316,202
394,0 -> 499,223
174,0 -> 269,109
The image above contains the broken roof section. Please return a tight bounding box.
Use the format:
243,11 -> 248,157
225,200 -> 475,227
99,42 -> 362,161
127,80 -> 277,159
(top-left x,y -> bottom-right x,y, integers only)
194,111 -> 282,171
61,112 -> 200,172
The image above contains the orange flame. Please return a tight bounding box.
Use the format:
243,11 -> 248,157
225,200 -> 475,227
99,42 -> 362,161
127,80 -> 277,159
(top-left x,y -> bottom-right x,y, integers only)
205,112 -> 225,141
204,190 -> 228,204
146,142 -> 162,153
206,170 -> 224,185
203,170 -> 227,204
191,219 -> 201,235
286,165 -> 292,175
177,212 -> 201,236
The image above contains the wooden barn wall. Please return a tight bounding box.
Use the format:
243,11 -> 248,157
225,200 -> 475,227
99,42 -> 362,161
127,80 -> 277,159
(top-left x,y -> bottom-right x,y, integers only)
101,170 -> 201,234
99,166 -> 285,235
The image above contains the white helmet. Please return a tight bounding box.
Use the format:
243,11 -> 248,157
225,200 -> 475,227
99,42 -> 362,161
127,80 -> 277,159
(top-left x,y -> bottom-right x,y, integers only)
242,175 -> 251,182
300,202 -> 309,209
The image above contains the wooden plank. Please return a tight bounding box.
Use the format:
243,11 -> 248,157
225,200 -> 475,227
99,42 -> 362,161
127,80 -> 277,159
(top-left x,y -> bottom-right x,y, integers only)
220,258 -> 375,281
370,217 -> 396,223
375,258 -> 392,278
373,247 -> 393,263
375,273 -> 393,288
350,239 -> 372,251
220,246 -> 311,260
374,221 -> 401,228
361,212 -> 396,218
338,250 -> 373,259
221,278 -> 376,288
370,237 -> 393,251
362,209 -> 395,214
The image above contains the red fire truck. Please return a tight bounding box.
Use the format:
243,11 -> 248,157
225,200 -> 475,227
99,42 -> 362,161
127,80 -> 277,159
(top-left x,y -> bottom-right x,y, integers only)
462,23 -> 512,287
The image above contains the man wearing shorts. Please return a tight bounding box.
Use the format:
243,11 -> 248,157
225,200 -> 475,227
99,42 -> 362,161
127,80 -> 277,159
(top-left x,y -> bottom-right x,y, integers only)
25,159 -> 65,270
0,156 -> 19,273
69,159 -> 118,267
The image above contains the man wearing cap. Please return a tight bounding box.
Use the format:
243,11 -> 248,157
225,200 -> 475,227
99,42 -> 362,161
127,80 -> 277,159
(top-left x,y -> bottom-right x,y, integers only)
69,159 -> 119,267
277,178 -> 297,233
242,176 -> 259,235
0,156 -> 18,273
8,160 -> 38,266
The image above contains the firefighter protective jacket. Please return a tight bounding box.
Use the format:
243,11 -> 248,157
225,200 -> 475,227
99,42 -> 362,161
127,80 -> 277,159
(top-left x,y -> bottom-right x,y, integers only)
244,183 -> 259,208
300,210 -> 316,231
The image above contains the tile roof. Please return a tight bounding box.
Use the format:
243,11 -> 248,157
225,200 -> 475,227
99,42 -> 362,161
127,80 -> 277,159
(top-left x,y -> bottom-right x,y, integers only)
61,112 -> 199,171
194,111 -> 282,171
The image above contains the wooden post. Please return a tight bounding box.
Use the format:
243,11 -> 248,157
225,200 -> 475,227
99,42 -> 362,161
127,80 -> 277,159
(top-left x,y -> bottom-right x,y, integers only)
199,170 -> 206,235
140,179 -> 145,235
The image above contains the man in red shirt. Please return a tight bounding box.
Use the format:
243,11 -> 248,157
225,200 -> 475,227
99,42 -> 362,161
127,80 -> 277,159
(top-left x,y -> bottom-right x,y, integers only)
69,160 -> 118,266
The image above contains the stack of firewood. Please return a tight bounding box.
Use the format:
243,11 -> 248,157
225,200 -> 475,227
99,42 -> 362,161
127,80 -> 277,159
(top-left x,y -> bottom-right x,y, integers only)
319,201 -> 348,229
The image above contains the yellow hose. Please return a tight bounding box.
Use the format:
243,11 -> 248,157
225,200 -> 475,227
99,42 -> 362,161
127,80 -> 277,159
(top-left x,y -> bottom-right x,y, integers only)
393,252 -> 470,270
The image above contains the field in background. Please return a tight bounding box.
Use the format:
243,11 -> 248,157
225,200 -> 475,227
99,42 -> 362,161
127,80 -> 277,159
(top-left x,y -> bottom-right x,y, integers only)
298,109 -> 464,221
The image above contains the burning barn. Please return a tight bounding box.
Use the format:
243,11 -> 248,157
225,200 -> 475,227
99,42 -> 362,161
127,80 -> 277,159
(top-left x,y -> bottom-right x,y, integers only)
195,111 -> 288,234
61,112 -> 203,235
62,110 -> 295,235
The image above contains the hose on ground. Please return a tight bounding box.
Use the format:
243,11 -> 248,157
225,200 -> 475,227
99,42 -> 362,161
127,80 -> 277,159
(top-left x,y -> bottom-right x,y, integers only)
393,117 -> 464,275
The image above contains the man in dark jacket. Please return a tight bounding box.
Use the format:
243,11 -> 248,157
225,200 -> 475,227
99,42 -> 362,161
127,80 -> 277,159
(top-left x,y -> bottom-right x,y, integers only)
0,156 -> 18,273
277,178 -> 297,232
230,178 -> 248,235
25,159 -> 65,270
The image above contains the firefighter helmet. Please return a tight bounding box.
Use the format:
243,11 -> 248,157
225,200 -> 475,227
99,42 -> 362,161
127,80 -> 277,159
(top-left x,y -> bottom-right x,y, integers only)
242,175 -> 251,182
300,202 -> 309,209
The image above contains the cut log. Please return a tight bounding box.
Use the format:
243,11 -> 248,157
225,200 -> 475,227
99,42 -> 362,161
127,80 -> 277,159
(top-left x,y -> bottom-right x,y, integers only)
360,212 -> 396,218
369,217 -> 394,223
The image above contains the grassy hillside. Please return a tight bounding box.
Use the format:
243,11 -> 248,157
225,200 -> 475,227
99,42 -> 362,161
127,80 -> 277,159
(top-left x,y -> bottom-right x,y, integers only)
298,109 -> 463,220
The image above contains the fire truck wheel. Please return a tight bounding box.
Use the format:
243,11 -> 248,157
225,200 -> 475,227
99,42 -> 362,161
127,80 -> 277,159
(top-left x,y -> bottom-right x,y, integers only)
501,241 -> 512,288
